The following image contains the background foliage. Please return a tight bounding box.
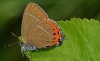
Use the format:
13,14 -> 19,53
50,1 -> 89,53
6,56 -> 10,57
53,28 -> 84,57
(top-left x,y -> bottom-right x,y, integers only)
0,0 -> 100,61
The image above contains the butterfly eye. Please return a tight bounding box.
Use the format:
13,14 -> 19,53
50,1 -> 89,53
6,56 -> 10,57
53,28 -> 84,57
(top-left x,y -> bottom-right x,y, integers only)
20,42 -> 23,46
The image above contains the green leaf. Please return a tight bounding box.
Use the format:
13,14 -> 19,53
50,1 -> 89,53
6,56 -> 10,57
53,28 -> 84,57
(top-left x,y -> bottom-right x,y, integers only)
23,18 -> 100,61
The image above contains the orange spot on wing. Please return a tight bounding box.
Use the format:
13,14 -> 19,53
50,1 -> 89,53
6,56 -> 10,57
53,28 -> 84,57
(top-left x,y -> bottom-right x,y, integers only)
47,21 -> 61,46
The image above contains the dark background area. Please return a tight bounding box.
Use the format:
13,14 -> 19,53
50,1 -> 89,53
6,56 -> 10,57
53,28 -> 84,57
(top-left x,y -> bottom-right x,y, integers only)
0,0 -> 100,61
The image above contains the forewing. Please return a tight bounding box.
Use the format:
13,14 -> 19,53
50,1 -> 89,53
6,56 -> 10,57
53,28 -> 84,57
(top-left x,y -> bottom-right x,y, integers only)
21,2 -> 49,43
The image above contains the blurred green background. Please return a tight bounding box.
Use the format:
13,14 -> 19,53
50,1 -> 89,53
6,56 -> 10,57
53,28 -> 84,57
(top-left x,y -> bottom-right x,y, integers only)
0,0 -> 100,61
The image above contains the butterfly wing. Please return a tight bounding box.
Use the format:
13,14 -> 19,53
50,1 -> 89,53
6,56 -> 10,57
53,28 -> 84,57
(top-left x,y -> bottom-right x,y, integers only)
21,2 -> 49,44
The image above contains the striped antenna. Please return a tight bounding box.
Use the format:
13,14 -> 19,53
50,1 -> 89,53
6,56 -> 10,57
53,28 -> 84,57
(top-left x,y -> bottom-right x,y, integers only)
11,32 -> 18,38
5,32 -> 20,47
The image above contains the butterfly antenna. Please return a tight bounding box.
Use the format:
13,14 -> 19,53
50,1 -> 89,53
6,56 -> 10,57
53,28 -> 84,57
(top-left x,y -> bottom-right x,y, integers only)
11,32 -> 18,38
5,32 -> 20,47
5,42 -> 20,47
